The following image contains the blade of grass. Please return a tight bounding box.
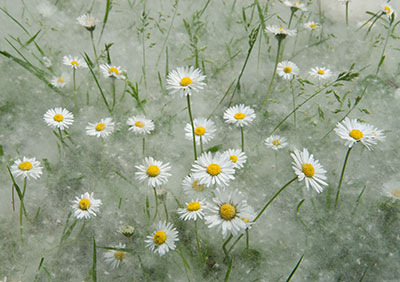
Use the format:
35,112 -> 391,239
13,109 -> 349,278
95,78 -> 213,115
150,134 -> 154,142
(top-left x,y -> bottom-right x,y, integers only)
286,255 -> 304,282
98,0 -> 112,44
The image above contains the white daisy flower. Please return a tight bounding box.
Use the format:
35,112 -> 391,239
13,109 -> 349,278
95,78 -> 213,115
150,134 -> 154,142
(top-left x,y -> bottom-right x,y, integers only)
71,192 -> 102,219
62,55 -> 87,69
191,152 -> 235,188
241,205 -> 256,231
103,243 -> 127,269
291,148 -> 328,193
10,157 -> 43,180
177,199 -> 207,221
383,180 -> 400,202
43,107 -> 74,130
184,117 -> 216,145
382,3 -> 394,17
304,21 -> 320,30
42,56 -> 52,68
309,67 -> 333,80
51,75 -> 68,88
86,118 -> 115,138
283,0 -> 307,11
334,117 -> 384,150
265,135 -> 288,150
265,25 -> 297,38
100,64 -> 126,80
135,157 -> 171,187
127,116 -> 154,135
223,104 -> 256,127
182,174 -> 211,198
222,149 -> 247,169
118,225 -> 135,238
204,188 -> 253,238
277,61 -> 299,80
77,14 -> 97,31
145,221 -> 179,256
166,66 -> 206,97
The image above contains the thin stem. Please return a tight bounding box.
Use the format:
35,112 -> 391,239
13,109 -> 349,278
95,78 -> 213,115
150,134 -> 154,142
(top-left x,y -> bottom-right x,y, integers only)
376,23 -> 392,75
345,1 -> 349,26
228,234 -> 243,254
334,146 -> 353,209
111,78 -> 116,111
245,229 -> 249,252
186,95 -> 197,160
263,39 -> 282,107
291,78 -> 297,135
73,68 -> 77,114
288,10 -> 295,29
200,136 -> 204,154
224,257 -> 233,282
223,234 -> 233,259
152,187 -> 159,221
241,126 -> 245,152
90,30 -> 98,66
194,221 -> 203,263
274,150 -> 278,169
20,197 -> 24,243
163,199 -> 169,222
142,137 -> 145,157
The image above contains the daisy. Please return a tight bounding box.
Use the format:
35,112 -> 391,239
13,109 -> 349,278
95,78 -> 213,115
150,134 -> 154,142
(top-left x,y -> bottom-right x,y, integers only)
10,157 -> 43,180
103,243 -> 127,269
304,21 -> 320,30
334,117 -> 384,150
241,205 -> 256,231
382,3 -> 394,17
177,199 -> 207,221
51,75 -> 68,88
383,181 -> 400,202
277,61 -> 299,80
118,225 -> 135,238
127,116 -> 154,135
223,149 -> 247,169
71,192 -> 102,219
191,152 -> 235,187
265,25 -> 297,38
86,118 -> 115,138
100,64 -> 126,80
204,188 -> 253,238
77,13 -> 97,31
43,107 -> 74,130
145,221 -> 179,256
62,55 -> 87,69
135,157 -> 171,187
223,104 -> 256,127
264,135 -> 288,150
291,148 -> 328,193
182,174 -> 211,198
309,67 -> 333,80
184,117 -> 216,145
283,0 -> 307,11
166,66 -> 206,97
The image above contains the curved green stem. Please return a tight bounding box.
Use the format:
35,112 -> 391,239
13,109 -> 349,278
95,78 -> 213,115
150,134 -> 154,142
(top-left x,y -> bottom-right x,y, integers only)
186,95 -> 197,160
335,146 -> 353,209
223,234 -> 233,259
263,39 -> 282,107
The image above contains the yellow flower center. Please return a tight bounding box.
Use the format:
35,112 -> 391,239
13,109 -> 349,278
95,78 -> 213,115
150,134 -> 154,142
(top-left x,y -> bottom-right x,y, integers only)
71,60 -> 79,66
384,6 -> 391,14
57,77 -> 65,83
279,27 -> 284,31
187,201 -> 201,211
53,114 -> 64,122
302,163 -> 315,178
242,218 -> 249,223
230,155 -> 238,163
207,163 -> 221,176
147,165 -> 160,177
295,1 -> 300,5
79,198 -> 91,210
180,77 -> 193,86
317,69 -> 325,75
234,112 -> 246,119
220,203 -> 236,220
194,126 -> 206,136
349,129 -> 363,140
272,139 -> 280,146
18,161 -> 33,171
96,122 -> 106,131
153,230 -> 167,245
192,180 -> 205,191
310,24 -> 317,29
135,121 -> 145,128
114,251 -> 126,261
283,66 -> 292,73
392,189 -> 400,198
109,67 -> 119,75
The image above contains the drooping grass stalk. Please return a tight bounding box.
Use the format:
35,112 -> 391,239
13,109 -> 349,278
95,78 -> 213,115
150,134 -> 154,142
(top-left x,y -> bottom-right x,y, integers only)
345,1 -> 349,26
186,95 -> 197,160
194,220 -> 203,263
240,126 -> 245,152
152,187 -> 159,221
263,39 -> 282,107
334,146 -> 353,209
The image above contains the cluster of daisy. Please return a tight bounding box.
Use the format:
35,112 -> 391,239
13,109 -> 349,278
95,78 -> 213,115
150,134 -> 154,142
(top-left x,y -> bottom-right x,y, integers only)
277,61 -> 334,81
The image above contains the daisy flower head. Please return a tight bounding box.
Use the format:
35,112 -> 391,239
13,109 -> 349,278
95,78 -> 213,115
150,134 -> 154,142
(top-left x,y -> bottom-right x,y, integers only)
100,64 -> 126,80
383,181 -> 400,202
103,243 -> 127,269
334,117 -> 384,150
51,75 -> 68,88
291,148 -> 328,193
71,192 -> 102,219
241,205 -> 256,231
264,135 -> 288,150
265,25 -> 297,40
223,104 -> 256,127
135,157 -> 171,187
382,3 -> 394,17
145,221 -> 179,256
204,188 -> 253,238
43,107 -> 74,130
184,117 -> 216,145
86,118 -> 115,138
177,199 -> 207,221
182,174 -> 211,198
118,225 -> 135,238
10,157 -> 43,180
223,149 -> 247,169
309,67 -> 333,80
304,21 -> 320,30
166,66 -> 206,97
63,55 -> 87,69
127,116 -> 154,135
283,0 -> 307,12
191,151 -> 235,188
77,13 -> 97,31
277,61 -> 299,80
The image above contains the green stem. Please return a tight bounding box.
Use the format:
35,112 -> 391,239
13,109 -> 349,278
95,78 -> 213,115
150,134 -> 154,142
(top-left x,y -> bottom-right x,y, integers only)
186,95 -> 197,160
90,30 -> 98,66
291,78 -> 297,135
228,234 -> 243,254
224,257 -> 233,282
288,10 -> 295,29
263,39 -> 282,107
245,229 -> 249,251
163,199 -> 169,222
111,78 -> 116,112
241,126 -> 245,152
223,234 -> 233,259
142,137 -> 145,157
334,146 -> 353,209
376,23 -> 391,75
200,136 -> 204,154
152,187 -> 159,221
195,220 -> 203,263
345,1 -> 349,26
73,68 -> 77,114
